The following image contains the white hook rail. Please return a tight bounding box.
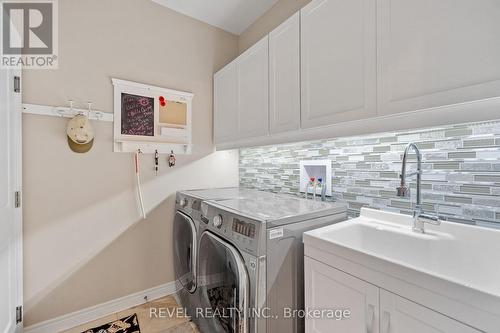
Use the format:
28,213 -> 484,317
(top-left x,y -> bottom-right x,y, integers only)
22,103 -> 114,122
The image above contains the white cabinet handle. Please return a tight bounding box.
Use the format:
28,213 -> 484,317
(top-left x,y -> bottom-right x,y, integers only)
382,311 -> 391,333
366,304 -> 375,333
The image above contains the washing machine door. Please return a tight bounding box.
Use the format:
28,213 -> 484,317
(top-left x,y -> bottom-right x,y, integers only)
173,211 -> 197,293
197,231 -> 249,333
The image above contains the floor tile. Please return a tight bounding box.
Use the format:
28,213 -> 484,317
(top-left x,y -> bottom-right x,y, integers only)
60,314 -> 118,333
61,295 -> 198,333
159,321 -> 197,333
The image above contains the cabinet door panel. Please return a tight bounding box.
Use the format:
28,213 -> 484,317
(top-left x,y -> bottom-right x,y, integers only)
237,36 -> 269,139
380,290 -> 481,333
214,62 -> 238,143
378,0 -> 500,115
305,257 -> 379,333
301,0 -> 376,129
269,12 -> 300,134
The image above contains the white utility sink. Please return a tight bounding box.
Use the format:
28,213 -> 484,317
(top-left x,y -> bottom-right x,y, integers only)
305,208 -> 500,297
304,208 -> 500,332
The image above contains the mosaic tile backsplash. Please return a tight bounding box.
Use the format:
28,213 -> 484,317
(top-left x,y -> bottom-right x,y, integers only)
239,120 -> 500,228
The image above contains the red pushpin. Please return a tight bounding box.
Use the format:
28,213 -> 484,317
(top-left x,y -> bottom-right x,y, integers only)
159,96 -> 165,102
160,101 -> 166,107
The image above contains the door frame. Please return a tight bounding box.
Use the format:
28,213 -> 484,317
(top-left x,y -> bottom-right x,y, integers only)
1,66 -> 23,333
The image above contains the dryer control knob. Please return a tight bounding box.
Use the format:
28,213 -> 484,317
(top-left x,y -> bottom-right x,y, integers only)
213,214 -> 223,228
179,198 -> 188,208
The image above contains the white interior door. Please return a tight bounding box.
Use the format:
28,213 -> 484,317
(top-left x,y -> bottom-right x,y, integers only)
0,67 -> 23,333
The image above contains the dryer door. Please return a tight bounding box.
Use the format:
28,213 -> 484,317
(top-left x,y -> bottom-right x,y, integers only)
198,231 -> 249,333
173,211 -> 197,293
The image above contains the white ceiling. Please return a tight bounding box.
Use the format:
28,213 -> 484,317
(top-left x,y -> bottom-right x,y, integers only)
151,0 -> 279,35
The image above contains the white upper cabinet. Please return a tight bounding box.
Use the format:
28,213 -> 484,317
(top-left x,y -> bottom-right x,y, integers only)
269,12 -> 301,134
214,36 -> 269,144
214,0 -> 500,149
237,36 -> 269,139
300,0 -> 377,129
377,0 -> 500,115
214,62 -> 238,144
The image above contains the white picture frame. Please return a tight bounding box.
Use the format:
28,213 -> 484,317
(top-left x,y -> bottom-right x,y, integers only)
112,78 -> 193,154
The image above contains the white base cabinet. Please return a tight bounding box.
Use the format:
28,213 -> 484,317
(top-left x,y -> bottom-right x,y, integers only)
380,290 -> 480,333
305,257 -> 481,333
305,257 -> 379,333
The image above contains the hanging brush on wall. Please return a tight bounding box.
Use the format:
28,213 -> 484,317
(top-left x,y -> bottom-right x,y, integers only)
134,149 -> 147,219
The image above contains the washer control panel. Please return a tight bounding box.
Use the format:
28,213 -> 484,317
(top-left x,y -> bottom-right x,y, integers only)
232,218 -> 256,239
202,203 -> 263,256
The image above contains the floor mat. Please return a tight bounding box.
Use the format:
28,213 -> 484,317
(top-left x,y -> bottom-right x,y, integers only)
82,313 -> 140,333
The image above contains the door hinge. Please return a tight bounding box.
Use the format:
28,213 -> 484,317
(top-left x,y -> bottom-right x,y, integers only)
14,191 -> 21,208
13,76 -> 21,93
16,306 -> 22,324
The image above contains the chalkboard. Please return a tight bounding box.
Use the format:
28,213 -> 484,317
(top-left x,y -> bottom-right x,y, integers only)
121,93 -> 154,136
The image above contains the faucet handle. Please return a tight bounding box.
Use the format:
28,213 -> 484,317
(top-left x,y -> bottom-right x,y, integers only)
396,186 -> 410,198
418,213 -> 441,226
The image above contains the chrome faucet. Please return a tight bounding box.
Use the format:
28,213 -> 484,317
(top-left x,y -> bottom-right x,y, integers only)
397,143 -> 440,233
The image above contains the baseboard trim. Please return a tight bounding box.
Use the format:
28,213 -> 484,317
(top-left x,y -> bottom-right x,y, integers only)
24,281 -> 178,333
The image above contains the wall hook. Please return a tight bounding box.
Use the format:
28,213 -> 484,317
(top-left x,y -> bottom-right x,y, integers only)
168,150 -> 176,167
87,102 -> 93,117
154,149 -> 159,175
54,108 -> 65,117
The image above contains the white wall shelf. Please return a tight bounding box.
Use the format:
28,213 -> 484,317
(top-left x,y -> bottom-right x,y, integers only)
22,97 -> 193,155
114,140 -> 192,154
22,103 -> 114,122
112,78 -> 193,154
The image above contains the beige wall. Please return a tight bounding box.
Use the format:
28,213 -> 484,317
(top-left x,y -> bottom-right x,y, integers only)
22,0 -> 239,326
238,0 -> 311,53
